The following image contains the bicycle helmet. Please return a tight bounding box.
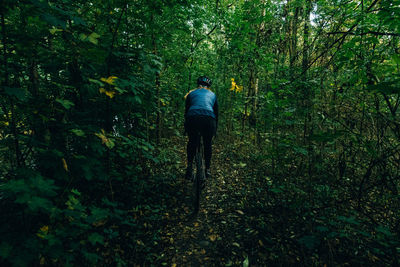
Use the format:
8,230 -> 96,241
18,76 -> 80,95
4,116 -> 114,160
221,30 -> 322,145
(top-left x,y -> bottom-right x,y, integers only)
197,76 -> 212,87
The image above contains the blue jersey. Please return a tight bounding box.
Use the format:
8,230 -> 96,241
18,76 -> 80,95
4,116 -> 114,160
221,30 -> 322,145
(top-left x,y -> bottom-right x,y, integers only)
185,88 -> 218,120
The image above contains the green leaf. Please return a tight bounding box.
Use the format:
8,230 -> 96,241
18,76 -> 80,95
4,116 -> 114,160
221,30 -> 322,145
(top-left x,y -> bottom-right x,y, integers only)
92,207 -> 109,219
79,32 -> 100,44
366,78 -> 400,95
41,13 -> 66,29
3,171 -> 58,212
0,242 -> 12,259
298,235 -> 319,250
49,28 -> 63,34
70,129 -> 85,136
242,256 -> 249,267
88,78 -> 104,86
71,189 -> 81,196
82,251 -> 102,263
105,139 -> 115,149
392,54 -> 400,65
337,216 -> 360,225
3,86 -> 27,101
134,95 -> 142,104
88,32 -> 100,45
56,98 -> 75,109
79,33 -> 87,41
316,226 -> 329,232
88,233 -> 104,245
293,146 -> 308,155
376,225 -> 392,236
27,196 -> 53,212
270,186 -> 284,193
71,16 -> 87,26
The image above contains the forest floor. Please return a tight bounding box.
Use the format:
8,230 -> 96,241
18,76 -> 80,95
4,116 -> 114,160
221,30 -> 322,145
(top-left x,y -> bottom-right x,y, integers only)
126,135 -> 386,266
153,137 -> 277,266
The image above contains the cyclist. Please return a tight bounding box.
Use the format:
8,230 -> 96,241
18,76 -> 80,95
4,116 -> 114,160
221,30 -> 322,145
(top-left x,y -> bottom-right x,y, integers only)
184,76 -> 218,181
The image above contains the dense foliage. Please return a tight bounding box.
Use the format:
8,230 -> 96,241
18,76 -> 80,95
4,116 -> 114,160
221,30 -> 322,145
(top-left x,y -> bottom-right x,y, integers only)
1,0 -> 400,265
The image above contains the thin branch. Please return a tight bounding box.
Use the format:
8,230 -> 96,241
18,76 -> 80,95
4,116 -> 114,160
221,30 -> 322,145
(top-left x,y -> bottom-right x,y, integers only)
107,2 -> 128,75
285,0 -> 382,85
185,24 -> 218,63
328,31 -> 400,37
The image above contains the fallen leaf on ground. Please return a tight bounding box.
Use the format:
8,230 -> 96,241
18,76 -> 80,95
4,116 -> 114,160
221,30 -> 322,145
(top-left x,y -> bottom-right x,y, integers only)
236,210 -> 244,215
209,234 -> 218,241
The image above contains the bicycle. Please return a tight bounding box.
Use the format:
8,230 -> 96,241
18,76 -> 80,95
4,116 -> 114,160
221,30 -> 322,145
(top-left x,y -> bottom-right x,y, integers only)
192,134 -> 206,214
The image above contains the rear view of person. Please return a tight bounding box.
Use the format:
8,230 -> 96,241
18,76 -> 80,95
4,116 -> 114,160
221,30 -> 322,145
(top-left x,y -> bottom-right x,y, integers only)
184,76 -> 218,181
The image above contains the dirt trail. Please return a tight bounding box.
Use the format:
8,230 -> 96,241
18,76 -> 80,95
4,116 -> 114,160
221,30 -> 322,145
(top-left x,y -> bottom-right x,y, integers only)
157,140 -> 258,266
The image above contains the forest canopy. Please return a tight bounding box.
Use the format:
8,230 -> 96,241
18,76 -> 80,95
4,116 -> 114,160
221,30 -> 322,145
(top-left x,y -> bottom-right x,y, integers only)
1,0 -> 400,265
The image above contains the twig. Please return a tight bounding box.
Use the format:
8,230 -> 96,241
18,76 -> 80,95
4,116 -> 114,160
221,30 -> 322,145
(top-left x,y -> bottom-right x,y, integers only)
328,31 -> 400,37
285,0 -> 382,85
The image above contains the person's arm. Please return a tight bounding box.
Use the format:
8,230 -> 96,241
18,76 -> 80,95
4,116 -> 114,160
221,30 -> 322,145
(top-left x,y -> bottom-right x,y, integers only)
213,97 -> 218,133
184,93 -> 191,135
185,94 -> 191,117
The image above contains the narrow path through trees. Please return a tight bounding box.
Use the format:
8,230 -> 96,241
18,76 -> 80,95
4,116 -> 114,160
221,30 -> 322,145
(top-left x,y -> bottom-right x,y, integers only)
154,138 -> 286,266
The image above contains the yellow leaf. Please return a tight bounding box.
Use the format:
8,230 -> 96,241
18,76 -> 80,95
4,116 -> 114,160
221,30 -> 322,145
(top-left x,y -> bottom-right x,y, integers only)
172,264 -> 177,267
100,76 -> 118,85
194,222 -> 199,227
99,87 -> 116,98
259,240 -> 264,246
368,252 -> 379,262
36,233 -> 45,239
62,158 -> 68,172
37,225 -> 49,239
236,85 -> 243,93
230,78 -> 243,93
93,219 -> 107,227
200,249 -> 206,254
209,234 -> 217,242
95,132 -> 108,144
40,225 -> 49,233
230,80 -> 236,91
105,90 -> 116,98
95,130 -> 115,149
